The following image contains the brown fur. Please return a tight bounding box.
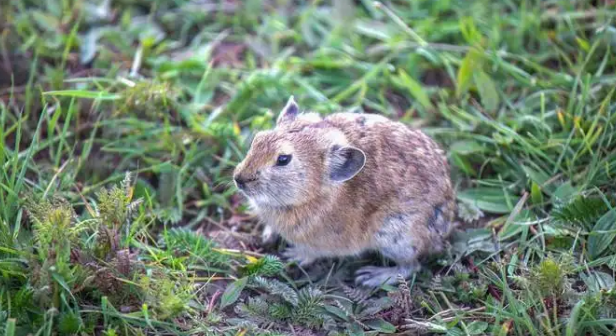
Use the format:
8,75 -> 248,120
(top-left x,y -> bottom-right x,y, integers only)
233,97 -> 456,286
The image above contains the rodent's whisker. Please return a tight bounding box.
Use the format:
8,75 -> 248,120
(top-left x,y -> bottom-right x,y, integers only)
218,180 -> 236,189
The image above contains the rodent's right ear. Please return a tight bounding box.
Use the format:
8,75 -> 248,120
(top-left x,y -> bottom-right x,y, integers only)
276,96 -> 299,126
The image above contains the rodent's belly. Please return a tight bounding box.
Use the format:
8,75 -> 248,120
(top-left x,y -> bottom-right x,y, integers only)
302,236 -> 364,255
277,220 -> 372,256
258,207 -> 378,256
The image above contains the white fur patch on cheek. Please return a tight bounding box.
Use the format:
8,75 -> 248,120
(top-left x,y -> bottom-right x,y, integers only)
248,199 -> 260,211
251,193 -> 278,207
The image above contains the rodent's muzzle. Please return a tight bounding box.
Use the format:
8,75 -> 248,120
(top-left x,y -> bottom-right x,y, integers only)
233,174 -> 258,190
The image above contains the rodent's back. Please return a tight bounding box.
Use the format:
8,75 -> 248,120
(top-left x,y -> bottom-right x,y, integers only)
323,113 -> 455,227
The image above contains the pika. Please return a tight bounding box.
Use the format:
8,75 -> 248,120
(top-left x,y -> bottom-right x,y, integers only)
233,97 -> 455,287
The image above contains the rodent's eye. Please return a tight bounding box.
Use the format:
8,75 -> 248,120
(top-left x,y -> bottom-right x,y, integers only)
276,154 -> 292,166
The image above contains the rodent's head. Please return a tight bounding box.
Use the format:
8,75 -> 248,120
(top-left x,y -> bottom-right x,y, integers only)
233,96 -> 366,208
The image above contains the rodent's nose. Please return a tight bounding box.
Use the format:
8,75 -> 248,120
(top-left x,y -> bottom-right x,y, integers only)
234,176 -> 246,189
234,174 -> 257,189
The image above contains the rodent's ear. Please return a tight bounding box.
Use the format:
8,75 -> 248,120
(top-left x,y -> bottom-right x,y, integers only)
276,96 -> 299,126
328,146 -> 366,182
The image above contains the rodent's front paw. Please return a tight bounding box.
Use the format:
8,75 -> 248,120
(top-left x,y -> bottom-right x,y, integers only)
260,225 -> 279,245
282,246 -> 317,267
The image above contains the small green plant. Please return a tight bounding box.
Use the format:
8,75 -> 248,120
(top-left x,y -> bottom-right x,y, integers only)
529,254 -> 575,298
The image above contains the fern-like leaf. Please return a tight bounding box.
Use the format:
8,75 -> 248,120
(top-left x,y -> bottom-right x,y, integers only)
241,255 -> 284,277
342,284 -> 370,304
234,296 -> 272,327
251,276 -> 299,306
96,184 -> 130,229
292,287 -> 325,327
269,302 -> 292,320
552,195 -> 611,230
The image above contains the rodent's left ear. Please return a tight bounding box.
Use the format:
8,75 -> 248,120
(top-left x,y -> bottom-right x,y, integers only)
328,146 -> 366,182
276,96 -> 299,126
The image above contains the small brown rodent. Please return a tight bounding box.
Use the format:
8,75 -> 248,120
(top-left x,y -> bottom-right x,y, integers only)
233,97 -> 455,287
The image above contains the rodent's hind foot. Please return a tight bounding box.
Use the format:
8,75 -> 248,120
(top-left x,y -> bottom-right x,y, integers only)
354,264 -> 420,288
282,246 -> 318,267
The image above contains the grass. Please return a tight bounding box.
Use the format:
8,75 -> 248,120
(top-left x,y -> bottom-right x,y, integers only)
1,0 -> 616,335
